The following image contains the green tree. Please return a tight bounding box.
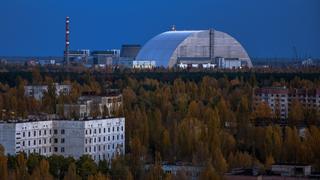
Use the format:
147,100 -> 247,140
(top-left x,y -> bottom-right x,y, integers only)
77,155 -> 97,179
110,156 -> 132,180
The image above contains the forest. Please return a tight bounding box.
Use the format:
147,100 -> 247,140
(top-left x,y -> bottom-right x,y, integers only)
0,67 -> 320,179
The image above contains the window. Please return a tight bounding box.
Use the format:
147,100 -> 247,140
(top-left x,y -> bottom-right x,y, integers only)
61,138 -> 65,143
28,141 -> 30,146
54,147 -> 58,152
39,130 -> 41,136
44,139 -> 46,144
94,138 -> 96,143
61,147 -> 65,153
103,137 -> 105,142
39,139 -> 41,145
34,140 -> 36,145
22,141 -> 25,146
121,134 -> 123,139
54,129 -> 58,135
94,129 -> 96,134
121,126 -> 123,131
90,129 -> 92,134
108,128 -> 110,132
108,136 -> 110,141
23,132 -> 25,137
112,136 -> 114,140
104,128 -> 106,133
86,130 -> 88,135
117,127 -> 119,131
34,131 -> 36,136
113,127 -> 114,132
61,129 -> 65,134
98,137 -> 101,142
44,130 -> 47,135
50,130 -> 52,134
54,138 -> 58,143
117,135 -> 119,140
99,128 -> 101,134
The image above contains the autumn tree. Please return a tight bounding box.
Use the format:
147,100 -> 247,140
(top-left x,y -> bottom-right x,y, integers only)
64,162 -> 80,180
15,153 -> 30,180
252,102 -> 273,122
0,145 -> 8,180
288,99 -> 304,126
32,67 -> 42,84
128,136 -> 146,179
199,163 -> 219,180
305,126 -> 320,170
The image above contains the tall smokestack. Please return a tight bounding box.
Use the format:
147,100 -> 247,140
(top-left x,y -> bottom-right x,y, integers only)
64,16 -> 70,65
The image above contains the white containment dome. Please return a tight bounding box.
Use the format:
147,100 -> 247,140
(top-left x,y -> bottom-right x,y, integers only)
136,29 -> 252,68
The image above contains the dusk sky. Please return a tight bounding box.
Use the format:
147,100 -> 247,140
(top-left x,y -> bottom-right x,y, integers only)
0,0 -> 319,58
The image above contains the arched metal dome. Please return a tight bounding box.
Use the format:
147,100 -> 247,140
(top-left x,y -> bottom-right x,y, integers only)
136,30 -> 252,68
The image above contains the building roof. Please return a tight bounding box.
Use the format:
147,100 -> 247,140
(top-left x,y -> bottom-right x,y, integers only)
136,30 -> 252,68
137,31 -> 201,67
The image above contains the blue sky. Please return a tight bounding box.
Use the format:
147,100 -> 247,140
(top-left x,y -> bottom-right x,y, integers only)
0,0 -> 319,58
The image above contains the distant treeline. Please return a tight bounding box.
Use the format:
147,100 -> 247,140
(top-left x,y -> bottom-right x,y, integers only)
0,70 -> 320,87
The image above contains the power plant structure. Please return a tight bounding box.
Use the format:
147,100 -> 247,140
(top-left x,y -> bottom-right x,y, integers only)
64,16 -> 70,65
136,29 -> 252,69
60,17 -> 251,69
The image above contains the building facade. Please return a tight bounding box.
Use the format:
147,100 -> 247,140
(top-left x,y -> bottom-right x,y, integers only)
92,50 -> 120,68
271,164 -> 312,177
120,44 -> 141,59
58,93 -> 123,119
0,117 -> 125,162
253,87 -> 320,119
24,83 -> 71,100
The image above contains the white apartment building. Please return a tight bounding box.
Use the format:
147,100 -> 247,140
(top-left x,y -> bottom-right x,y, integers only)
24,83 -> 71,100
0,117 -> 125,162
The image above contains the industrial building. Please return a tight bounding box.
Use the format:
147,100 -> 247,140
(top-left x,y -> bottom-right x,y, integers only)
136,29 -> 252,69
116,44 -> 156,69
0,117 -> 125,162
120,44 -> 141,59
67,50 -> 90,64
91,50 -> 120,67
